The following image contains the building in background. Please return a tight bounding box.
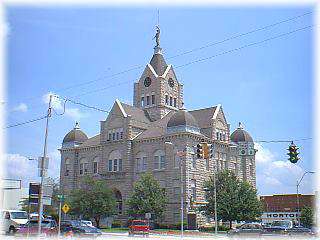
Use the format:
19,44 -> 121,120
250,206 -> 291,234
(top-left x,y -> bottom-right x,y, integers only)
260,194 -> 315,224
59,28 -> 257,227
0,179 -> 28,210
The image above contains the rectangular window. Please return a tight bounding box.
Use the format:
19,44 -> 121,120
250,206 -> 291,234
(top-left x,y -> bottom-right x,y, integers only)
216,132 -> 219,140
118,159 -> 123,172
112,132 -> 115,141
120,131 -> 123,139
141,97 -> 144,107
154,156 -> 159,170
174,98 -> 177,107
93,162 -> 98,174
84,163 -> 89,174
108,133 -> 112,141
174,156 -> 180,168
146,96 -> 150,105
192,157 -> 196,169
152,95 -> 155,105
79,163 -> 84,175
142,157 -> 147,171
165,95 -> 168,105
114,159 -> 118,172
206,158 -> 209,170
160,156 -> 165,169
170,96 -> 173,106
65,164 -> 70,176
190,180 -> 196,200
108,160 -> 113,172
136,158 -> 141,172
116,132 -> 119,140
173,187 -> 180,198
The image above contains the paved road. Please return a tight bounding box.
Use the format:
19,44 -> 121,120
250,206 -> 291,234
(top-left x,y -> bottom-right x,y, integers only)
1,232 -> 316,239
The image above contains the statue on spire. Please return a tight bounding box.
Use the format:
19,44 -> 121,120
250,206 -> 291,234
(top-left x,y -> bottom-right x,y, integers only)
153,25 -> 160,47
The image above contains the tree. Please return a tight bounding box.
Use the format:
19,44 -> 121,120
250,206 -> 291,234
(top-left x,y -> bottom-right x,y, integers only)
67,176 -> 117,228
300,206 -> 314,228
202,170 -> 262,229
127,173 -> 168,222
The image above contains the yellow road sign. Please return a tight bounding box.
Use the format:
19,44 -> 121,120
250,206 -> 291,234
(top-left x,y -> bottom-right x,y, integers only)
62,203 -> 70,214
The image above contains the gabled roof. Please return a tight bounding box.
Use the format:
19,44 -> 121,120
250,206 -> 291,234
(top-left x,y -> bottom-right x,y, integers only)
135,111 -> 175,139
81,134 -> 101,147
120,102 -> 152,124
188,106 -> 218,128
149,53 -> 167,76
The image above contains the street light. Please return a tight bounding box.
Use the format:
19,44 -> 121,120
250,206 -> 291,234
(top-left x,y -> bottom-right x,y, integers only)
296,171 -> 315,226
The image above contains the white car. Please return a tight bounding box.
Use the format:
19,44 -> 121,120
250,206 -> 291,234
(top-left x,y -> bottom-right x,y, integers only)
81,220 -> 94,227
1,210 -> 28,234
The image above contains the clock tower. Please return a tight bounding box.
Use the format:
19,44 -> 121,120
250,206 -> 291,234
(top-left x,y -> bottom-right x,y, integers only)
133,26 -> 184,121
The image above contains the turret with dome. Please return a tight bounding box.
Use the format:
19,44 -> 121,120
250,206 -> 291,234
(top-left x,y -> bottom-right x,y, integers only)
62,122 -> 88,148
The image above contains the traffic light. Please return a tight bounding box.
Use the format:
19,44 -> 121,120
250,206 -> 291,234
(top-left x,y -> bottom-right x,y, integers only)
196,143 -> 204,159
287,141 -> 300,163
210,144 -> 214,158
203,143 -> 209,159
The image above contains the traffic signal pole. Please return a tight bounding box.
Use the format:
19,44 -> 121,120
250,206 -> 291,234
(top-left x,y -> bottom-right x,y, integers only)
38,94 -> 52,236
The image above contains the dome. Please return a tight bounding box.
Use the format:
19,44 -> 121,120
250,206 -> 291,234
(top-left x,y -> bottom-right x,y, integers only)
63,122 -> 88,144
230,123 -> 253,142
167,110 -> 199,128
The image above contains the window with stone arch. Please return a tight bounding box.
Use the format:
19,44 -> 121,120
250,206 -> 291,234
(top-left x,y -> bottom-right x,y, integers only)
108,150 -> 123,172
173,148 -> 181,169
153,149 -> 165,170
136,152 -> 147,173
65,158 -> 71,176
79,158 -> 89,175
93,156 -> 99,174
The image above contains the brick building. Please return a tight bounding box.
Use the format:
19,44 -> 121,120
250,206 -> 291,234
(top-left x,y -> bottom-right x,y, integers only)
59,27 -> 257,227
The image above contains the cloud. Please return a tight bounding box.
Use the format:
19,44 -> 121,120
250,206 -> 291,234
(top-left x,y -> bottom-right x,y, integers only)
255,143 -> 314,195
12,103 -> 28,112
3,151 -> 61,188
42,92 -> 87,120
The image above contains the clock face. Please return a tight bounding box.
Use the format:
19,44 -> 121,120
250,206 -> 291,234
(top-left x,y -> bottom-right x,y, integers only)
168,78 -> 174,88
144,77 -> 151,87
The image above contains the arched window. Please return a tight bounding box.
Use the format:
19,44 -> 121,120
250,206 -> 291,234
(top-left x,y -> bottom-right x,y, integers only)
93,156 -> 99,174
154,150 -> 165,170
136,152 -> 147,172
108,150 -> 122,172
79,158 -> 89,175
65,158 -> 71,176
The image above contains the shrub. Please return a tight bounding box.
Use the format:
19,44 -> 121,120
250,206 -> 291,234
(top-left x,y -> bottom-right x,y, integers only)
111,220 -> 122,228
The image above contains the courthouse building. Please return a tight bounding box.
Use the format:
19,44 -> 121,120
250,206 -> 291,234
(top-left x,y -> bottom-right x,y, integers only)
59,29 -> 257,227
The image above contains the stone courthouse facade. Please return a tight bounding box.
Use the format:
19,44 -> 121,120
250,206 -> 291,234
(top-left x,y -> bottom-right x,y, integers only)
59,29 -> 257,227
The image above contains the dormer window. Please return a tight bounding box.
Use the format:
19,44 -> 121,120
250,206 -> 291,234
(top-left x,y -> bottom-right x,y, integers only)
170,97 -> 173,106
165,95 -> 169,105
174,98 -> 177,107
146,96 -> 150,105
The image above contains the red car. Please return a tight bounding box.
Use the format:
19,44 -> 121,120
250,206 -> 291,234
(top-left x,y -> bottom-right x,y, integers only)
16,219 -> 58,237
129,220 -> 150,236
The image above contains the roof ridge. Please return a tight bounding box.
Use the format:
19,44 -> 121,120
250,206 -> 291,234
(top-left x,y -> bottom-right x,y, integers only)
188,105 -> 218,112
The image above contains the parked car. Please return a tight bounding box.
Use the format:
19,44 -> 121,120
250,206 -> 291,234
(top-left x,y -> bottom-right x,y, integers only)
1,210 -> 29,235
16,219 -> 58,237
129,220 -> 150,236
60,220 -> 102,238
228,223 -> 265,237
81,220 -> 94,227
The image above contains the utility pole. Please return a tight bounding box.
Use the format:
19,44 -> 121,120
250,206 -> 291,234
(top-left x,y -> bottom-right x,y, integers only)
213,165 -> 218,234
38,94 -> 52,236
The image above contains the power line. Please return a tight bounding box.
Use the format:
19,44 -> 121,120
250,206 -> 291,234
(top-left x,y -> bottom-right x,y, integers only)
66,24 -> 315,99
255,138 -> 312,143
4,115 -> 48,129
167,11 -> 312,60
5,11 -> 312,107
175,25 -> 314,69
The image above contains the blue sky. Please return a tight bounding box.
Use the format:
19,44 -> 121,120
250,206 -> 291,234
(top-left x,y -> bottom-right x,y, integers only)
4,5 -> 315,195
